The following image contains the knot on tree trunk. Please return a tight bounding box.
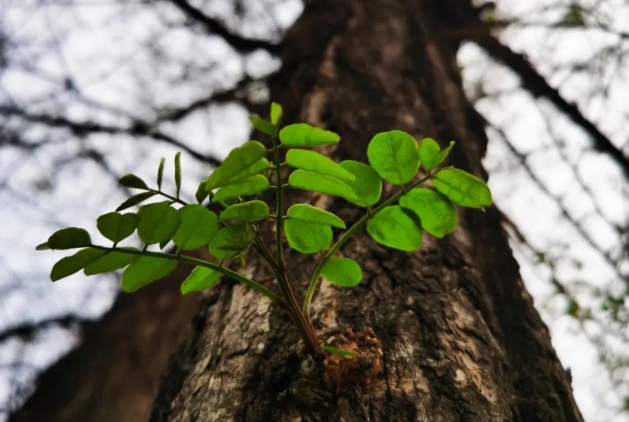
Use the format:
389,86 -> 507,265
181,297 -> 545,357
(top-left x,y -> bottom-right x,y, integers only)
322,327 -> 383,394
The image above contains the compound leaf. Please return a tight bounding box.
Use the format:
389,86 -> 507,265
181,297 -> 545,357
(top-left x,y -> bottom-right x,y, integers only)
48,227 -> 91,250
172,204 -> 219,250
119,174 -> 149,190
367,130 -> 419,185
116,191 -> 156,212
121,256 -> 178,292
96,212 -> 138,243
205,141 -> 267,190
321,257 -> 362,287
157,158 -> 165,190
287,204 -> 345,229
195,180 -> 209,204
340,160 -> 382,207
400,188 -> 456,238
270,102 -> 283,125
286,149 -> 354,181
51,248 -> 106,281
288,170 -> 357,201
175,152 -> 182,198
432,168 -> 492,209
137,201 -> 181,245
366,205 -> 422,251
284,219 -> 332,254
84,248 -> 139,275
279,123 -> 339,147
220,200 -> 270,222
212,174 -> 270,202
209,225 -> 253,260
419,138 -> 454,171
249,115 -> 277,136
181,266 -> 222,294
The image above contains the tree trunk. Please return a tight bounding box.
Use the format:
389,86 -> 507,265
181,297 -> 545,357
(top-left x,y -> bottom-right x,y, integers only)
150,1 -> 583,421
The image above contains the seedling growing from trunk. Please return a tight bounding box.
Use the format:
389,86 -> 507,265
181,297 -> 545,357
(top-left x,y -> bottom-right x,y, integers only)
37,102 -> 492,363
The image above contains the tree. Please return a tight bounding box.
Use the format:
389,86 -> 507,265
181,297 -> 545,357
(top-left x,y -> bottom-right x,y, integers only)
8,0 -> 622,420
146,0 -> 581,420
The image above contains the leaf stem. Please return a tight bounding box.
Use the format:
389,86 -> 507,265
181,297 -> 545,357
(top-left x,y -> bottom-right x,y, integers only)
150,189 -> 188,206
90,245 -> 284,304
269,134 -> 323,361
302,173 -> 432,317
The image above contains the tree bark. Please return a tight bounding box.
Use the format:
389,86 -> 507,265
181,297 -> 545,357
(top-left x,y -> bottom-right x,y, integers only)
150,1 -> 583,421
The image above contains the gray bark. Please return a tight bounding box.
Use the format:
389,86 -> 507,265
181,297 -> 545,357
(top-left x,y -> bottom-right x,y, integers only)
150,1 -> 583,421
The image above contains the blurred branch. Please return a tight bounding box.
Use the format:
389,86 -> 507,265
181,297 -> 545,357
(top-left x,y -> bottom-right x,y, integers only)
474,35 -> 629,179
0,105 -> 221,166
157,77 -> 253,123
0,315 -> 84,344
486,121 -> 628,287
168,0 -> 279,54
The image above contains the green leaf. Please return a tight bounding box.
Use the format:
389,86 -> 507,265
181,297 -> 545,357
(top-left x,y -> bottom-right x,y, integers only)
119,174 -> 149,190
137,202 -> 182,245
174,152 -> 182,198
321,345 -> 359,358
36,242 -> 50,250
121,256 -> 178,293
270,102 -> 283,125
286,149 -> 354,181
288,170 -> 357,201
84,248 -> 139,275
212,174 -> 270,202
432,169 -> 492,209
96,212 -> 138,243
400,188 -> 456,238
116,191 -> 156,211
157,158 -> 165,190
366,206 -> 422,251
205,141 -> 267,190
195,180 -> 209,204
220,200 -> 270,222
51,248 -> 106,281
172,204 -> 219,250
367,130 -> 419,185
279,123 -> 340,147
340,160 -> 382,207
48,227 -> 92,250
181,266 -> 222,294
287,204 -> 345,229
249,115 -> 277,136
221,158 -> 270,186
418,138 -> 454,171
321,257 -> 362,287
284,219 -> 332,254
209,225 -> 253,260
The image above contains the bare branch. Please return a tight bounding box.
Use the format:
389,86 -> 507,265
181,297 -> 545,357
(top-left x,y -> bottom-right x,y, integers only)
0,315 -> 84,344
474,35 -> 629,178
0,106 -> 221,166
168,0 -> 279,54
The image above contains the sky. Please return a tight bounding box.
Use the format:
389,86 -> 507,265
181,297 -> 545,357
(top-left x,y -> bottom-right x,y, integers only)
0,0 -> 627,421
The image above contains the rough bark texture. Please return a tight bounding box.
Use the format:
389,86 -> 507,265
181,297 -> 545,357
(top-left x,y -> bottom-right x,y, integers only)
150,1 -> 583,421
9,263 -> 201,422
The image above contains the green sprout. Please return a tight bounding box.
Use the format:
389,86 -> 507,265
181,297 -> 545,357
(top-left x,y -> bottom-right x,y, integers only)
37,102 -> 492,362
